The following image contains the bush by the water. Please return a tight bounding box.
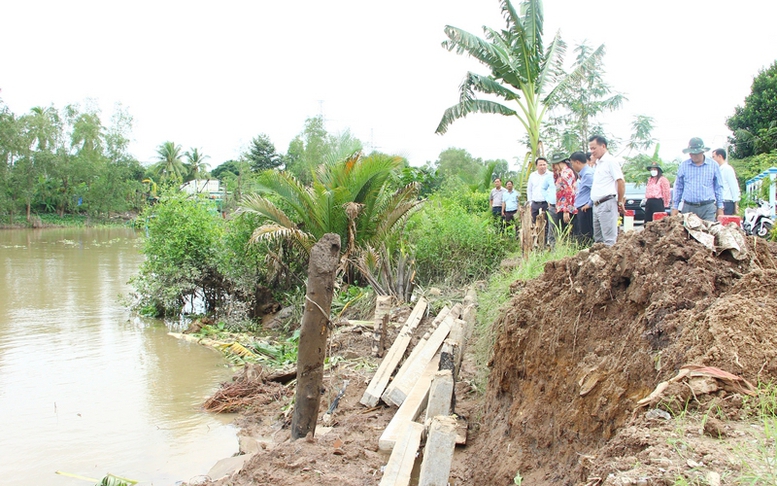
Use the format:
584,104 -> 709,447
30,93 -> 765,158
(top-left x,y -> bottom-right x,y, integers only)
131,193 -> 226,317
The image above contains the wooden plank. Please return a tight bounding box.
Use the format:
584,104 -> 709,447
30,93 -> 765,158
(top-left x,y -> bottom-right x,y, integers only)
418,416 -> 458,486
360,297 -> 427,407
378,422 -> 424,486
383,315 -> 452,407
425,369 -> 454,422
385,305 -> 452,398
379,354 -> 440,451
371,295 -> 393,357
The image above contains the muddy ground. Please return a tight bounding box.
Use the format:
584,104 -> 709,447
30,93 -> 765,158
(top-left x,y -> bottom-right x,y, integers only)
186,216 -> 777,486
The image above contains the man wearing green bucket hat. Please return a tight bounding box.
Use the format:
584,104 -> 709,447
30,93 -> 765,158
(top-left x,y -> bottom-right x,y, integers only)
671,137 -> 724,221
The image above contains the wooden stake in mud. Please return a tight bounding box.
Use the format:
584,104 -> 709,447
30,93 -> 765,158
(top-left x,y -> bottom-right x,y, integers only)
291,233 -> 341,440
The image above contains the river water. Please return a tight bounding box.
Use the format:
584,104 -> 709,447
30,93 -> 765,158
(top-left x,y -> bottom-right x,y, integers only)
0,227 -> 237,486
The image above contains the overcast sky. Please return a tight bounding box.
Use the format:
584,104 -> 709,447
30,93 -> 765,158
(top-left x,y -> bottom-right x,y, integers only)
2,0 -> 776,171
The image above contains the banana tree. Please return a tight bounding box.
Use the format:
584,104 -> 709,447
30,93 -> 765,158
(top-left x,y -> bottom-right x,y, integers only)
436,0 -> 605,195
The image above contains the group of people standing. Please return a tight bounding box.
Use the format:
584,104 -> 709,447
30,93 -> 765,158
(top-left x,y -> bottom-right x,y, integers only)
489,135 -> 741,248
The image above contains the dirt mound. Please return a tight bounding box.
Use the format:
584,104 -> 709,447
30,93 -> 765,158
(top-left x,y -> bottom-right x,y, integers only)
465,216 -> 777,485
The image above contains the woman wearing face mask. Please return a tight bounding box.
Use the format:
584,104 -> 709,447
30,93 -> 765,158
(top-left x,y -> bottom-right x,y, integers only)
644,163 -> 671,222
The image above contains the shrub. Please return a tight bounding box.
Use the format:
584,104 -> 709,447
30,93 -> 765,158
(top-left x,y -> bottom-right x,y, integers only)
130,193 -> 226,317
407,193 -> 516,285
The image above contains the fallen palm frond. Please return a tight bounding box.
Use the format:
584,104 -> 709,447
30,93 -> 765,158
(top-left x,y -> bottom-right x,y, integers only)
215,341 -> 257,359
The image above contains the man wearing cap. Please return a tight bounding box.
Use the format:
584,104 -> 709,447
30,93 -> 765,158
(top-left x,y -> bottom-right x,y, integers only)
671,138 -> 724,221
570,151 -> 593,245
588,135 -> 625,246
711,148 -> 740,215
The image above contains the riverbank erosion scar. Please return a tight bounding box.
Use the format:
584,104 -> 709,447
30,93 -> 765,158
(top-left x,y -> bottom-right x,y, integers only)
470,216 -> 777,484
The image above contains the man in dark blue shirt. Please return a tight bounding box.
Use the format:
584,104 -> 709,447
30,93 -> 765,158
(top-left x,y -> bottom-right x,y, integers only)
570,151 -> 593,245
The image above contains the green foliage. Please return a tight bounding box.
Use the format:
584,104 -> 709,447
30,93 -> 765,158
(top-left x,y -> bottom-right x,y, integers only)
622,147 -> 679,185
240,152 -> 424,283
0,101 -> 143,223
543,42 -> 625,154
730,152 -> 777,196
130,192 -> 226,317
727,60 -> 777,158
151,141 -> 186,184
184,147 -> 210,180
434,147 -> 485,186
407,193 -> 515,285
244,133 -> 282,172
437,0 -> 606,196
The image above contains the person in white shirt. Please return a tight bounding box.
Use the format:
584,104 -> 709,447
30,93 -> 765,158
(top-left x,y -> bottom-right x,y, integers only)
711,148 -> 740,215
588,135 -> 625,246
526,157 -> 553,224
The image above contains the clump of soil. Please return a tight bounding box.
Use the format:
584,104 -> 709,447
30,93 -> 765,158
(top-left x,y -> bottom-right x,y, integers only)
465,217 -> 777,484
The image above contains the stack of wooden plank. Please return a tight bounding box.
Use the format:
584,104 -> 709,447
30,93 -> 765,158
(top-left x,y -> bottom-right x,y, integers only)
359,288 -> 478,486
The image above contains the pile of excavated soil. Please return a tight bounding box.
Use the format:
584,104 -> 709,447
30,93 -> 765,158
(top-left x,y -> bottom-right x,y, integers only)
462,216 -> 777,485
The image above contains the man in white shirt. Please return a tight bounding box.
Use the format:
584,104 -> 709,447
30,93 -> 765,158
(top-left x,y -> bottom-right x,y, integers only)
712,148 -> 740,215
526,157 -> 553,224
588,135 -> 625,246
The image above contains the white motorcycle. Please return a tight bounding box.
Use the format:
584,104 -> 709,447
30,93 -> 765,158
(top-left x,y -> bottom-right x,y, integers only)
742,199 -> 774,237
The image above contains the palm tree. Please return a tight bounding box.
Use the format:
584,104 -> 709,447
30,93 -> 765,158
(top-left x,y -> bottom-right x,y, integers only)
184,147 -> 210,180
24,106 -> 61,152
436,0 -> 605,189
152,141 -> 186,183
239,152 -> 424,288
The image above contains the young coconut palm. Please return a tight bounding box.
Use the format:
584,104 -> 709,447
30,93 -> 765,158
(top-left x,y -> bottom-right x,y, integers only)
152,141 -> 187,184
436,0 -> 605,193
239,151 -> 424,292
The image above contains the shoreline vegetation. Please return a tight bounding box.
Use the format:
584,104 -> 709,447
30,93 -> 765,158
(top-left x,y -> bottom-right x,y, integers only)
0,212 -> 139,229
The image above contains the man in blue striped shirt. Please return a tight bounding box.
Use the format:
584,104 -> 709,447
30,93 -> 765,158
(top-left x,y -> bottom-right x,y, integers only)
671,137 -> 724,221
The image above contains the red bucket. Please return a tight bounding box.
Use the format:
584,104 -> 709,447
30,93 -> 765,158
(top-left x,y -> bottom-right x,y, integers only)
718,215 -> 741,227
653,212 -> 668,221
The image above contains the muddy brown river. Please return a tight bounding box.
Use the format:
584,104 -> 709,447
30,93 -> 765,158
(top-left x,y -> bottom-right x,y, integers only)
0,227 -> 237,486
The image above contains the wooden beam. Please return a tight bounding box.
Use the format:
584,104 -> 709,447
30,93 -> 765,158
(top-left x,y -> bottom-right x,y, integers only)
379,353 -> 440,451
425,369 -> 454,422
371,295 -> 393,357
378,422 -> 424,486
384,305 -> 453,401
382,315 -> 452,407
360,297 -> 427,407
418,416 -> 458,486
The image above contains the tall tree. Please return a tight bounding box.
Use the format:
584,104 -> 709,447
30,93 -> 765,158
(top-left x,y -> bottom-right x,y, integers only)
184,147 -> 210,180
436,0 -> 604,187
543,42 -> 625,154
244,133 -> 282,172
285,116 -> 330,185
727,60 -> 777,158
153,141 -> 186,184
435,147 -> 484,185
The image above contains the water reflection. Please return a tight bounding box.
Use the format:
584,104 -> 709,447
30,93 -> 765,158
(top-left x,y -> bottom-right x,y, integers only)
0,228 -> 237,486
